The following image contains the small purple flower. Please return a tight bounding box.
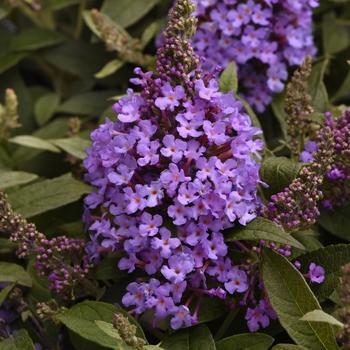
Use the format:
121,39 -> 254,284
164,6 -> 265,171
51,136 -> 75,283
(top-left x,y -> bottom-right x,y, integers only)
202,232 -> 228,260
139,212 -> 163,237
160,163 -> 191,193
170,305 -> 193,329
178,182 -> 199,206
113,89 -> 144,123
151,228 -> 181,258
306,263 -> 325,284
161,135 -> 187,163
155,83 -> 185,111
161,253 -> 195,283
224,267 -> 249,294
195,79 -> 220,101
245,304 -> 270,332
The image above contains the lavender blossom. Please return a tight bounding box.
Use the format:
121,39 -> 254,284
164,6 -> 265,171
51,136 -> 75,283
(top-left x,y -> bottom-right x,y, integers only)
84,0 -> 263,331
191,0 -> 318,112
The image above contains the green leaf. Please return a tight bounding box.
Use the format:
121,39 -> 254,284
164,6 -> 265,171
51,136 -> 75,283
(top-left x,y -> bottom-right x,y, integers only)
300,310 -> 343,328
7,173 -> 91,218
0,329 -> 35,350
0,6 -> 10,20
55,301 -> 124,349
0,52 -> 28,74
225,218 -> 305,250
48,0 -> 80,10
10,28 -> 64,52
34,92 -> 60,126
9,135 -> 61,153
271,92 -> 288,139
219,62 -> 238,94
161,324 -> 216,350
318,205 -> 350,241
260,157 -> 302,197
95,59 -> 125,79
292,230 -> 323,253
216,333 -> 274,350
0,238 -> 16,255
50,138 -> 91,159
297,244 -> 350,300
0,171 -> 38,190
272,345 -> 307,350
141,20 -> 164,48
0,262 -> 32,287
308,59 -> 329,113
262,249 -> 339,350
57,91 -> 114,116
43,40 -> 107,78
0,284 -> 14,306
101,0 -> 160,28
95,321 -> 122,340
322,13 -> 350,55
331,70 -> 350,102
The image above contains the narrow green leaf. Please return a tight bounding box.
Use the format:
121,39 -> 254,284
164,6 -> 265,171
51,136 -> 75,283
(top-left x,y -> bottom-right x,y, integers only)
292,230 -> 323,253
48,0 -> 80,10
308,59 -> 329,112
219,62 -> 238,94
260,157 -> 302,197
322,13 -> 349,55
0,262 -> 32,287
95,59 -> 125,79
318,205 -> 350,241
34,92 -> 60,126
0,284 -> 15,306
297,244 -> 350,300
262,249 -> 339,350
216,333 -> 274,350
0,52 -> 28,74
332,70 -> 350,102
55,301 -> 124,349
7,173 -> 91,218
10,28 -> 64,52
225,217 -> 305,250
300,310 -> 343,328
161,324 -> 216,350
0,171 -> 38,190
271,92 -> 288,139
50,138 -> 91,160
0,329 -> 35,350
9,135 -> 61,153
57,91 -> 114,116
101,0 -> 160,28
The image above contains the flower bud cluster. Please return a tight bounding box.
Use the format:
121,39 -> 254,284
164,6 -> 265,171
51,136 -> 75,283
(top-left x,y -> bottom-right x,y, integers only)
263,126 -> 335,231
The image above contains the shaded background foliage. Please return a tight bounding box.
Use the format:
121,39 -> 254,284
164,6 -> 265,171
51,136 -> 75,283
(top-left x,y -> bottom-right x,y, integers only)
1,0 -> 350,349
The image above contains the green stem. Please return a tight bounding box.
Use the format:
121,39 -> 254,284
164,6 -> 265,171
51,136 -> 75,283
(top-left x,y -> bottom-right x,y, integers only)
214,308 -> 239,341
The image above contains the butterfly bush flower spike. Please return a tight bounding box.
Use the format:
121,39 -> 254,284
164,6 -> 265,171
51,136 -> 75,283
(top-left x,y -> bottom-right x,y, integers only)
84,0 -> 264,331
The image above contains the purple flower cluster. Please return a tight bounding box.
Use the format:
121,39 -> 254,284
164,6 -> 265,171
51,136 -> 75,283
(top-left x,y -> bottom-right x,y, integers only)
35,236 -> 93,300
84,0 -> 264,330
191,0 -> 318,112
301,111 -> 350,209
